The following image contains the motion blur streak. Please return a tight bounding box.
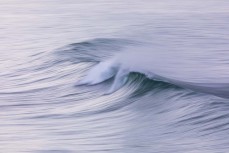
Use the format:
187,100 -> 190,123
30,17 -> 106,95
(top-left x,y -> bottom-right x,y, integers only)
1,0 -> 229,153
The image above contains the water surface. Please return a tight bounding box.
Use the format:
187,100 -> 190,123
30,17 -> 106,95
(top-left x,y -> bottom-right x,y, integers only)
1,1 -> 229,152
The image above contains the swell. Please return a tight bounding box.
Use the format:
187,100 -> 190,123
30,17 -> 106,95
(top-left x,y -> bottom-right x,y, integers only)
4,37 -> 227,111
2,38 -> 229,153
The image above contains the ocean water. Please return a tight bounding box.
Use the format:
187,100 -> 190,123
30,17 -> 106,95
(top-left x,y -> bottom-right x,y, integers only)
1,0 -> 229,152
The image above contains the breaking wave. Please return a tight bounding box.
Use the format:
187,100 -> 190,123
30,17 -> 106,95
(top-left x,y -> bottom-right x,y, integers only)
75,38 -> 229,98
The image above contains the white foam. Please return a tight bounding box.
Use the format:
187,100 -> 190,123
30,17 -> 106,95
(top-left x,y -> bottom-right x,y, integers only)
77,59 -> 119,85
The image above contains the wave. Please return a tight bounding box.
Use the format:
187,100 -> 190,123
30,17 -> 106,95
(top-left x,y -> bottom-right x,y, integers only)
72,38 -> 229,98
2,37 -> 229,153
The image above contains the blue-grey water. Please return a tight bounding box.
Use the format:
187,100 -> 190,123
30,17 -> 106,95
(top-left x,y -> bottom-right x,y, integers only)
1,0 -> 229,153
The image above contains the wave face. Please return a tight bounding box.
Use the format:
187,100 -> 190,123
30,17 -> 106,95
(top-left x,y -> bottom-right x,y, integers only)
1,1 -> 229,153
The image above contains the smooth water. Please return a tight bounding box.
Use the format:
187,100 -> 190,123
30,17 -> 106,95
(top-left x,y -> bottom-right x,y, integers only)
1,1 -> 229,153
